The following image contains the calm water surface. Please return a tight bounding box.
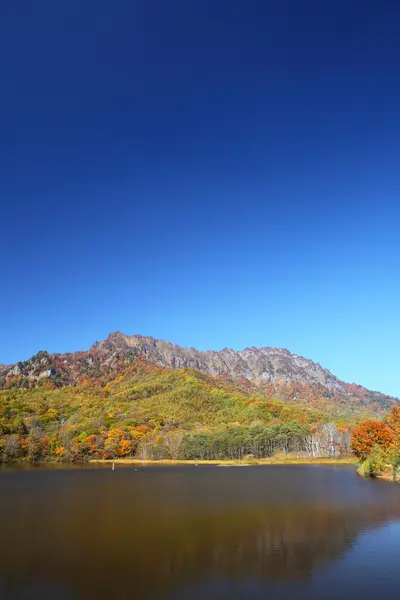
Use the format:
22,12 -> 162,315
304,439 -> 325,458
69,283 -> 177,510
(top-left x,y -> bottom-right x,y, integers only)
1,464 -> 400,600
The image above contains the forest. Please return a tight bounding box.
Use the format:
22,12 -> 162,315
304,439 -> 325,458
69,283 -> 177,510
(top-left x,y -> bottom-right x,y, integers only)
0,357 -> 359,463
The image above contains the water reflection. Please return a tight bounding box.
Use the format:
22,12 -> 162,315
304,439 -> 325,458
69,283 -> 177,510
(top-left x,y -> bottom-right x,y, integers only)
1,465 -> 400,600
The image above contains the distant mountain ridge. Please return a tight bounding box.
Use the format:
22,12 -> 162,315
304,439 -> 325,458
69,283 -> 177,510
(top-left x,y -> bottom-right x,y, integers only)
0,331 -> 397,414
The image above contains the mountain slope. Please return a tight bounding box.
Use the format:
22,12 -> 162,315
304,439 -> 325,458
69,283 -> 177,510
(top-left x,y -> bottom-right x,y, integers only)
91,332 -> 397,412
0,358 -> 349,464
0,332 -> 397,416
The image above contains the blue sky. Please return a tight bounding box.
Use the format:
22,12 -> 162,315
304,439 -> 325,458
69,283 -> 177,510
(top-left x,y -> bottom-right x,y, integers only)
1,1 -> 399,396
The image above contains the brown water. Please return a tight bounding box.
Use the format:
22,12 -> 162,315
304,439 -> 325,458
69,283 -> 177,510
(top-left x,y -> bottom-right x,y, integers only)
1,464 -> 400,600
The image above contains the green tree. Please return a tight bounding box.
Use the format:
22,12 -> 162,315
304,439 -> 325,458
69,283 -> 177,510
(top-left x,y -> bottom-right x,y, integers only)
386,445 -> 400,482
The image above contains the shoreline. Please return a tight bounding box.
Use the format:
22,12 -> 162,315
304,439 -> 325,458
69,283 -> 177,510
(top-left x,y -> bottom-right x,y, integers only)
357,467 -> 400,484
89,456 -> 357,467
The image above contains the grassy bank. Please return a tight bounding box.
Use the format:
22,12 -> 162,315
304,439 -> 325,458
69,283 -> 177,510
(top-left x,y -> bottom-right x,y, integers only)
357,464 -> 400,483
90,456 -> 357,467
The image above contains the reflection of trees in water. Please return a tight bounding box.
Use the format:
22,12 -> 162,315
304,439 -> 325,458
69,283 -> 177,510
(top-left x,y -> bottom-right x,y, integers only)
1,470 -> 400,600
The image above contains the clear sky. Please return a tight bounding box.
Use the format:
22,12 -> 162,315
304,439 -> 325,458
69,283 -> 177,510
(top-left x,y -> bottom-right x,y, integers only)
1,1 -> 399,397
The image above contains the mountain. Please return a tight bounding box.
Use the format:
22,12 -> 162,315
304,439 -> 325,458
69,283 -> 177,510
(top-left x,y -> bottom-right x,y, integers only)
0,331 -> 397,415
1,332 -> 398,464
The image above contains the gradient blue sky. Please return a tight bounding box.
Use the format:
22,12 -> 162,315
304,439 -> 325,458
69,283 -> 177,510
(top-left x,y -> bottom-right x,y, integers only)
1,1 -> 399,396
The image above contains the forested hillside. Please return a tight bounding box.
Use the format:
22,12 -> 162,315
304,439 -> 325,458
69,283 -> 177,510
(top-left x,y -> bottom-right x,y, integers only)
1,332 -> 397,417
0,357 -> 355,463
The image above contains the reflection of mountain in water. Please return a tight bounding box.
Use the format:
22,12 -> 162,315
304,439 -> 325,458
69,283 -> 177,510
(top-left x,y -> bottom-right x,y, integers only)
1,466 -> 400,600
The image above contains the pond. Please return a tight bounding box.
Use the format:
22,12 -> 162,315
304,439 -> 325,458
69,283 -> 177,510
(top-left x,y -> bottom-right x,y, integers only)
1,464 -> 400,599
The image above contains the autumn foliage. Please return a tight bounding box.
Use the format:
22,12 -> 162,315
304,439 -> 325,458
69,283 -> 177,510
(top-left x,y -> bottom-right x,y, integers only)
0,357 -> 355,464
351,420 -> 396,460
1,354 -> 397,465
350,404 -> 400,483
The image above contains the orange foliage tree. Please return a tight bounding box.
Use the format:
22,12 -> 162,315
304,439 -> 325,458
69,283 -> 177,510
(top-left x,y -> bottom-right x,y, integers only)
351,420 -> 395,460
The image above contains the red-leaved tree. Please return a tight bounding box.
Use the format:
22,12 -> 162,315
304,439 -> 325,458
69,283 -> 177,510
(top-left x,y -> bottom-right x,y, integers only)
351,420 -> 395,461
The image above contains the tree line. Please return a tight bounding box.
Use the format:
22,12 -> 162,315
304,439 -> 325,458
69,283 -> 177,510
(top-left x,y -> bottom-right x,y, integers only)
179,423 -> 350,460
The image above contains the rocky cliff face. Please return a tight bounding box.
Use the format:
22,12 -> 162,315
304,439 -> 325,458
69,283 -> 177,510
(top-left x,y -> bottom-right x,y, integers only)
92,332 -> 343,391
